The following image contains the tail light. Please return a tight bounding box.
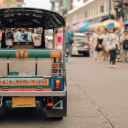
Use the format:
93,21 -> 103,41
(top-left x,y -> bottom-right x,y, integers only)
53,63 -> 58,68
55,79 -> 61,90
52,63 -> 58,73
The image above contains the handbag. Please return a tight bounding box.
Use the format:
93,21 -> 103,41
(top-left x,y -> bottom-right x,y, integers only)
98,44 -> 103,49
107,42 -> 116,51
123,40 -> 128,50
69,39 -> 74,44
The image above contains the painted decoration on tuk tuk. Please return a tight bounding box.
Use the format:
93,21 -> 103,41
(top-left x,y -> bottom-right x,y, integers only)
0,78 -> 49,86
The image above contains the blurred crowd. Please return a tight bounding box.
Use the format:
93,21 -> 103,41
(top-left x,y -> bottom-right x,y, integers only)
0,28 -> 42,47
1,24 -> 128,68
90,27 -> 128,68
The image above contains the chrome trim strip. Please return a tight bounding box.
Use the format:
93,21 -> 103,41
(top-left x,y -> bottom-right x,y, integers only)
0,91 -> 66,97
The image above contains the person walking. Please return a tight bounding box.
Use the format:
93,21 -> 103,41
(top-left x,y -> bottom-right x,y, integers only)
91,30 -> 98,61
108,29 -> 119,68
56,28 -> 63,49
120,30 -> 128,63
95,30 -> 105,63
65,25 -> 74,62
103,29 -> 109,61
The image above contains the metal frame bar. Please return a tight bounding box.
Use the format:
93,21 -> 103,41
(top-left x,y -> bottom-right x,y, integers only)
63,27 -> 66,84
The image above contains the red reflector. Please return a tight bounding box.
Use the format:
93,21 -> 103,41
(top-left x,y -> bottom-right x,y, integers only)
53,69 -> 58,73
55,80 -> 61,90
47,97 -> 53,108
53,63 -> 58,68
47,103 -> 54,107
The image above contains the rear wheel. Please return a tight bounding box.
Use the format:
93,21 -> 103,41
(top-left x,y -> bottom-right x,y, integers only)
47,117 -> 63,120
0,107 -> 4,117
83,52 -> 89,57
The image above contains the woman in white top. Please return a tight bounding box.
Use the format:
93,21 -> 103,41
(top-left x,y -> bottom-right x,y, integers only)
108,29 -> 119,68
91,31 -> 98,60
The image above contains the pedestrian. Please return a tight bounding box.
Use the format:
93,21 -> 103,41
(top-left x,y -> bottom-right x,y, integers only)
108,28 -> 119,68
12,28 -> 22,42
95,30 -> 105,63
103,29 -> 109,61
56,28 -> 63,49
65,25 -> 74,62
120,29 -> 128,63
31,29 -> 41,46
20,28 -> 28,42
5,28 -> 14,48
90,30 -> 99,60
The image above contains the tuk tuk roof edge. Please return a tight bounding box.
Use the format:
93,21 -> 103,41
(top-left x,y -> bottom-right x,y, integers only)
0,7 -> 65,29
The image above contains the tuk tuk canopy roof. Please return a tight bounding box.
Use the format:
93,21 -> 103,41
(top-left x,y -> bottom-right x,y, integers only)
0,7 -> 65,29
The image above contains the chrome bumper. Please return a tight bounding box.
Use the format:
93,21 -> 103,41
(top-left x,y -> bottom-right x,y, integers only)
0,91 -> 67,97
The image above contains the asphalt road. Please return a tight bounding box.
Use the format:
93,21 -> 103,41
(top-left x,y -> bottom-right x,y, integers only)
67,57 -> 128,128
0,57 -> 114,128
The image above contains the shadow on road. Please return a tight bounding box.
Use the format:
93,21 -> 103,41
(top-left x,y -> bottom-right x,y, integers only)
0,109 -> 62,123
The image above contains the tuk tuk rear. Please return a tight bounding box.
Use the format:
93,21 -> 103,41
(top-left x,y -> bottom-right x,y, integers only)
0,7 -> 67,119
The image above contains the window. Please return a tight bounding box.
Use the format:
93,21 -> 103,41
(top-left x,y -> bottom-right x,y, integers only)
85,11 -> 88,18
100,5 -> 104,13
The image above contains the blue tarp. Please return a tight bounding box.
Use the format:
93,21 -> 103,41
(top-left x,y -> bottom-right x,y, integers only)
79,22 -> 90,31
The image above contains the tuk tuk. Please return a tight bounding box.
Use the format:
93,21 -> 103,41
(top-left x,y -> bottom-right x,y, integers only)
0,7 -> 67,119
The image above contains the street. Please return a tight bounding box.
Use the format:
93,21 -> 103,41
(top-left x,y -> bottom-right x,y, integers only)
1,57 -> 128,128
67,57 -> 128,128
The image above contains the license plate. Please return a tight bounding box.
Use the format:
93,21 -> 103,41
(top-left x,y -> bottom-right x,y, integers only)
12,97 -> 36,108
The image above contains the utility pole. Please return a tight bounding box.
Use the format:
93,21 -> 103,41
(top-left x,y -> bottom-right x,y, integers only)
109,0 -> 112,19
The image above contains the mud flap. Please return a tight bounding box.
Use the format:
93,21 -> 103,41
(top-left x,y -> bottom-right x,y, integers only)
46,92 -> 67,118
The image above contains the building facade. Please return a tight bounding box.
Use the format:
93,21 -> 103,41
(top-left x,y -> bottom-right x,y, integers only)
50,0 -> 88,17
1,0 -> 24,8
65,0 -> 114,25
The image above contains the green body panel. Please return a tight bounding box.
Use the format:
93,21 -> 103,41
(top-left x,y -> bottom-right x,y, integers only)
28,51 -> 50,58
0,51 -> 16,58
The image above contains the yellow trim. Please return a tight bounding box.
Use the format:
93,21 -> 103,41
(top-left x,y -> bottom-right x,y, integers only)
16,51 -> 20,58
50,52 -> 61,58
24,51 -> 28,58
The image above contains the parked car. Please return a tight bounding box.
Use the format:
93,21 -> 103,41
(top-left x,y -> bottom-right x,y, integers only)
72,33 -> 90,57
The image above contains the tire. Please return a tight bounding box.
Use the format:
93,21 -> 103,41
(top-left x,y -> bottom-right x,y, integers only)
46,117 -> 63,120
83,52 -> 89,57
0,107 -> 4,117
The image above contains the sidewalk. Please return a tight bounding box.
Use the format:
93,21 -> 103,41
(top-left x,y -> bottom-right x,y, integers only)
63,76 -> 113,128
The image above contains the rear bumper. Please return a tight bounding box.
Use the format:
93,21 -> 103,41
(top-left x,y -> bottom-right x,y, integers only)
76,47 -> 90,52
0,90 -> 67,97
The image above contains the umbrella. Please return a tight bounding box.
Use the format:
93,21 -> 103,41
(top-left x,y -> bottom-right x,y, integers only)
98,19 -> 120,28
105,23 -> 115,28
73,22 -> 85,29
79,22 -> 90,31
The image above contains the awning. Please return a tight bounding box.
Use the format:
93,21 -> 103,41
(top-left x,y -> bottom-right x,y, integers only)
88,23 -> 100,30
73,22 -> 84,29
79,22 -> 90,31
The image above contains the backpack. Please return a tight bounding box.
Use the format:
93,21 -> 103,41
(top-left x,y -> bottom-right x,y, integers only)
6,32 -> 14,40
123,40 -> 128,50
